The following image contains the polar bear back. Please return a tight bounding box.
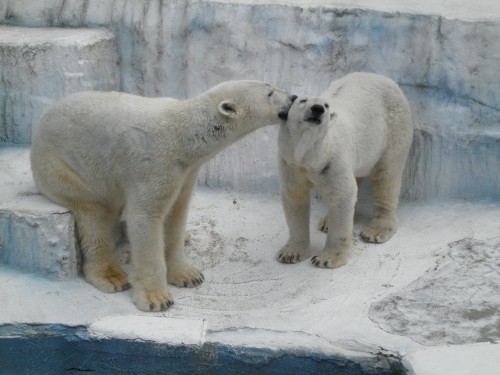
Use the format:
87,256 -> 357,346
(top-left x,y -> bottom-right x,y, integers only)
33,91 -> 179,148
31,91 -> 185,202
322,72 -> 412,176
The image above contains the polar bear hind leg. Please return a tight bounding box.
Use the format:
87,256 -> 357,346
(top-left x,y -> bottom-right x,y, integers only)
72,202 -> 130,292
361,159 -> 404,243
361,93 -> 412,244
33,157 -> 130,292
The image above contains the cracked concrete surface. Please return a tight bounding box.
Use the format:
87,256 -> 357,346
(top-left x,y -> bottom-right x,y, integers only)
369,237 -> 500,346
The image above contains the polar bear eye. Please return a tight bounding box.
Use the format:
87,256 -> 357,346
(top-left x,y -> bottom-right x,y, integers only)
299,99 -> 307,103
324,103 -> 329,109
268,90 -> 274,97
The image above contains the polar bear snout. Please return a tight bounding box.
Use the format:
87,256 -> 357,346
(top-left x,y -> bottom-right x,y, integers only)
310,104 -> 325,115
287,96 -> 331,126
311,104 -> 325,117
305,103 -> 329,125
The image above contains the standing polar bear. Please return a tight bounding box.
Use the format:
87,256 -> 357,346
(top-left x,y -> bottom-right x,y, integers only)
31,80 -> 295,311
277,72 -> 413,268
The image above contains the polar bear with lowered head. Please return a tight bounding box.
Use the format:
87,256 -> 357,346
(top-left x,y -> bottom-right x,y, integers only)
31,80 -> 296,312
277,72 -> 413,268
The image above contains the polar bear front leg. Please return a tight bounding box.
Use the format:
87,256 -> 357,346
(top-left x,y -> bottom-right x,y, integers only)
126,204 -> 173,312
164,170 -> 204,288
312,177 -> 357,269
277,159 -> 313,264
318,177 -> 363,233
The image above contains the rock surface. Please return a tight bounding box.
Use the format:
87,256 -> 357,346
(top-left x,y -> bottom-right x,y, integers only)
0,1 -> 499,372
0,186 -> 499,372
369,237 -> 500,346
0,0 -> 498,198
0,146 -> 78,278
0,25 -> 119,144
403,343 -> 500,375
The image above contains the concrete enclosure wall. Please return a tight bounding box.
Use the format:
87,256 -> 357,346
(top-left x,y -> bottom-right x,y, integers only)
0,0 -> 499,200
0,26 -> 119,143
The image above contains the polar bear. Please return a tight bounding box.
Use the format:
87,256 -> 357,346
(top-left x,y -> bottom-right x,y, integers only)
31,80 -> 296,311
277,72 -> 413,268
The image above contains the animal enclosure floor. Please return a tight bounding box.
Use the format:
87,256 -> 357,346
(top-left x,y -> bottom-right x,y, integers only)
1,185 -> 499,373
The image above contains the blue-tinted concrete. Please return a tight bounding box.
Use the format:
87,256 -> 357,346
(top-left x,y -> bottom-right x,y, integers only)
0,324 -> 402,375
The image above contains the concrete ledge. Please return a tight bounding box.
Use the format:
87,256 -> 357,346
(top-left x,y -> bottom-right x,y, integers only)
0,185 -> 499,373
0,323 -> 396,375
0,25 -> 119,144
403,343 -> 500,375
0,146 -> 79,278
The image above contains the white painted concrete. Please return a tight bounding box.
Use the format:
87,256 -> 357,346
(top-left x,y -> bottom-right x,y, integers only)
212,0 -> 500,21
1,175 -> 499,369
1,1 -> 498,198
90,315 -> 207,346
370,237 -> 500,346
0,25 -> 119,144
0,1 -> 499,372
0,146 -> 78,278
403,343 -> 500,375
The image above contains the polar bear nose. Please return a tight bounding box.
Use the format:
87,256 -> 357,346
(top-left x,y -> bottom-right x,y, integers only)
310,104 -> 325,115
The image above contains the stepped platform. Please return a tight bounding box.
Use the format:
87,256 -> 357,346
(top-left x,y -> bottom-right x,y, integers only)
0,25 -> 119,144
0,0 -> 499,373
0,146 -> 77,279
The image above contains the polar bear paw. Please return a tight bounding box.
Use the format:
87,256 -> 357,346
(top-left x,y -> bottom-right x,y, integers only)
133,288 -> 174,312
361,218 -> 397,243
84,263 -> 131,293
167,265 -> 204,288
277,245 -> 308,264
311,250 -> 348,269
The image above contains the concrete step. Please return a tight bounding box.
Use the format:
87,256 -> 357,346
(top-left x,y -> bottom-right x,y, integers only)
0,25 -> 119,144
0,146 -> 79,278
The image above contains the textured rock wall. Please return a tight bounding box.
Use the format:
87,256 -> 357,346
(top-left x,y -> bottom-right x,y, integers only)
0,146 -> 79,279
0,0 -> 498,199
0,26 -> 119,144
0,208 -> 79,279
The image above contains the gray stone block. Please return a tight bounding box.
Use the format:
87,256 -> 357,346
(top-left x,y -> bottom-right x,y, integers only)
0,25 -> 119,144
0,146 -> 79,278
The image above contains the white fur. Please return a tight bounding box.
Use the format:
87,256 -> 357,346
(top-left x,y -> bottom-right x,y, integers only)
31,80 -> 294,311
277,72 -> 413,268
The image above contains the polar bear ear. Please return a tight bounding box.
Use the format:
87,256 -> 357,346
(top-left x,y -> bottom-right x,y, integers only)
218,100 -> 238,118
